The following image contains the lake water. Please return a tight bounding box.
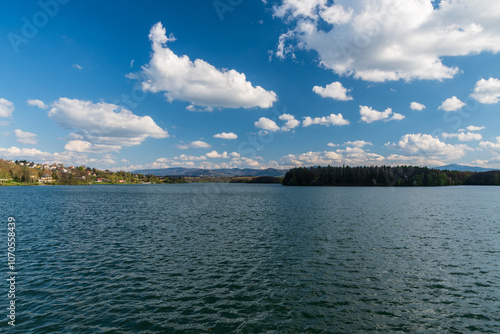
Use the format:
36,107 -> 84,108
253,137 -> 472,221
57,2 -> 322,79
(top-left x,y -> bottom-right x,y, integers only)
1,184 -> 499,333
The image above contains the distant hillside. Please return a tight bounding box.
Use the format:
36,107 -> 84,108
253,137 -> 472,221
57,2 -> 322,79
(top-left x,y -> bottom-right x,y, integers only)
432,164 -> 497,173
132,167 -> 288,177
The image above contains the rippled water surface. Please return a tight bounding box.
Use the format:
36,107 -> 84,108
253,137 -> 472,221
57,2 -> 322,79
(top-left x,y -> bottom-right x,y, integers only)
1,184 -> 499,333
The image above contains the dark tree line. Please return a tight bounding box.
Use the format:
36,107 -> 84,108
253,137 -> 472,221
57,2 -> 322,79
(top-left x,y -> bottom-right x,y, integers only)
282,165 -> 500,186
230,176 -> 282,184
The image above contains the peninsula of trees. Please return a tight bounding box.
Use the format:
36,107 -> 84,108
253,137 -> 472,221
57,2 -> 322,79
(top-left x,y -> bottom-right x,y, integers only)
282,165 -> 500,186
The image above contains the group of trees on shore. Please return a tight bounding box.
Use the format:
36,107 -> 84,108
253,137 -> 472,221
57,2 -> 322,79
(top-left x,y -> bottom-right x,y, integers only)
0,159 -> 283,185
0,160 -> 162,185
282,165 -> 500,186
0,160 -> 40,184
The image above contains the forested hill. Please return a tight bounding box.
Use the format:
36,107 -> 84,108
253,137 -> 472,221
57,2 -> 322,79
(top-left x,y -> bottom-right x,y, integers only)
282,166 -> 500,186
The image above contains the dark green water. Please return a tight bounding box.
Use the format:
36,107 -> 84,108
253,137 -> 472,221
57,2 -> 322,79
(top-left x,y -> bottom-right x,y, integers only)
1,184 -> 499,333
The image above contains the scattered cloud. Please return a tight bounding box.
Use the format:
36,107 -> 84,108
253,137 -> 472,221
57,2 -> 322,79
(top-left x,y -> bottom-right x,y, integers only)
185,105 -> 214,112
479,137 -> 500,151
129,22 -> 277,110
276,30 -> 297,59
465,125 -> 485,132
302,113 -> 349,127
438,96 -> 465,111
470,77 -> 500,104
327,142 -> 339,147
279,113 -> 300,131
390,133 -> 471,160
442,132 -> 483,141
14,129 -> 38,145
410,102 -> 426,111
0,146 -> 52,160
385,154 -> 444,167
27,99 -> 48,109
174,154 -> 207,161
46,98 -> 168,151
471,159 -> 489,166
206,150 -> 230,159
312,81 -> 353,101
335,146 -> 384,165
73,64 -> 83,70
281,150 -> 343,167
190,140 -> 212,149
64,140 -> 121,153
280,146 -> 383,168
177,140 -> 211,149
214,132 -> 238,140
0,98 -> 14,118
0,146 -> 113,167
255,117 -> 280,132
344,140 -> 372,147
359,105 -> 404,123
272,0 -> 500,82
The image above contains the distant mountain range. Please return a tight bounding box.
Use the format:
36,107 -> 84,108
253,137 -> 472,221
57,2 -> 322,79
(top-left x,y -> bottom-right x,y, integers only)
432,164 -> 497,173
133,164 -> 496,177
132,167 -> 288,177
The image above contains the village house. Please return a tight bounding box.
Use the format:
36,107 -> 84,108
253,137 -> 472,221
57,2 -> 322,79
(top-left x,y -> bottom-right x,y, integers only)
38,174 -> 53,183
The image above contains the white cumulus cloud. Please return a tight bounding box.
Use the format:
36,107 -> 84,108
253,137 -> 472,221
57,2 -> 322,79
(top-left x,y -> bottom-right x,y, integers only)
255,117 -> 280,132
438,96 -> 465,111
465,125 -> 485,132
312,81 -> 353,101
442,132 -> 483,141
206,150 -> 230,159
479,137 -> 500,151
281,150 -> 344,167
129,22 -> 277,110
272,0 -> 500,82
14,129 -> 38,145
279,113 -> 300,131
359,105 -> 404,123
213,132 -> 238,140
344,140 -> 372,147
0,98 -> 14,118
64,140 -> 121,153
470,77 -> 500,104
177,140 -> 211,149
0,146 -> 52,160
302,113 -> 350,127
391,133 -> 471,160
410,102 -> 426,111
189,141 -> 211,149
47,98 -> 168,151
174,154 -> 207,161
27,99 -> 48,109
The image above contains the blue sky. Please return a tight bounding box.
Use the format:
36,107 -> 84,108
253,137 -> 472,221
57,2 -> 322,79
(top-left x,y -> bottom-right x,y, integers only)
1,0 -> 500,170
